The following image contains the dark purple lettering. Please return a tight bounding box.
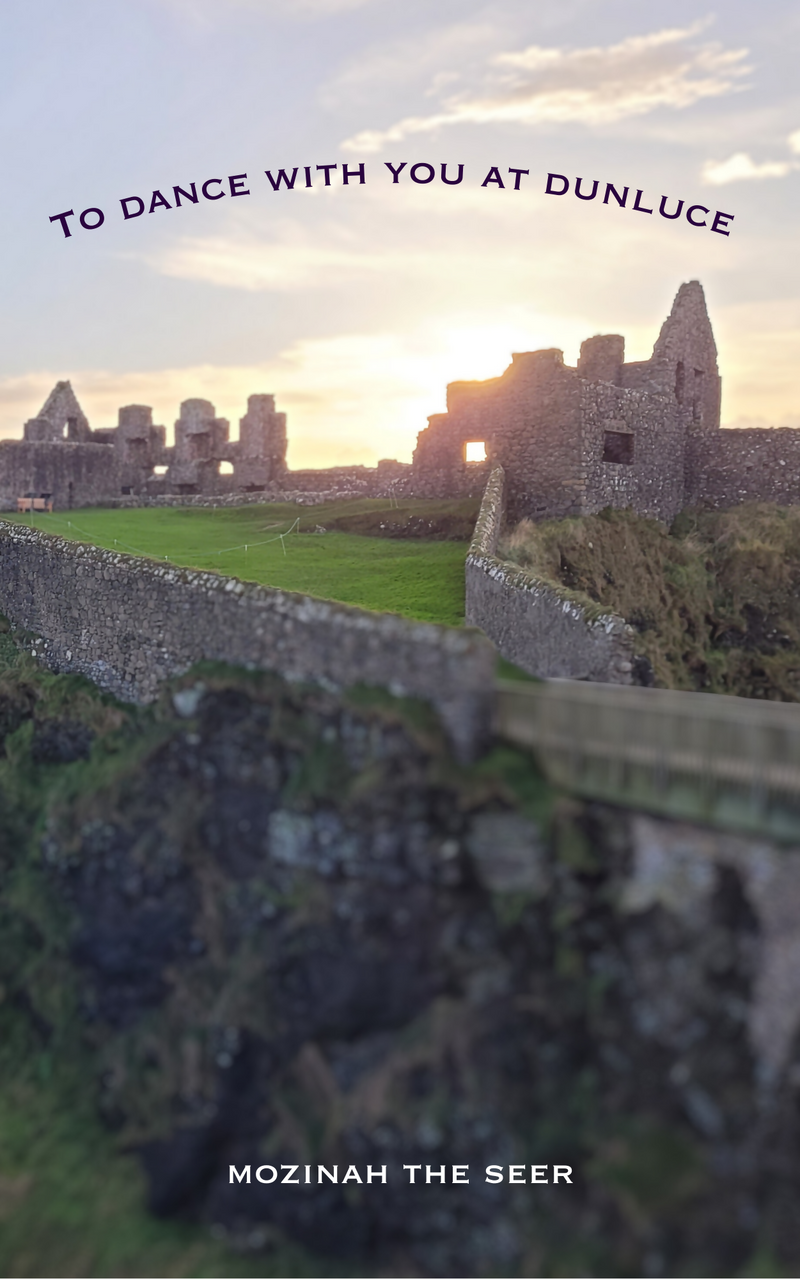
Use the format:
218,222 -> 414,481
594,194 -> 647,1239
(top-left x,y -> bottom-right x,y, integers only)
120,196 -> 145,219
342,162 -> 365,184
686,204 -> 709,227
711,209 -> 734,236
545,173 -> 569,195
49,209 -> 75,237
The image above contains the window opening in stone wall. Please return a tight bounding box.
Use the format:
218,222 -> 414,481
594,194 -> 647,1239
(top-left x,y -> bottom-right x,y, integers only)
603,430 -> 634,465
465,441 -> 487,463
675,361 -> 685,404
692,369 -> 704,423
218,461 -> 234,475
120,486 -> 132,495
153,465 -> 168,475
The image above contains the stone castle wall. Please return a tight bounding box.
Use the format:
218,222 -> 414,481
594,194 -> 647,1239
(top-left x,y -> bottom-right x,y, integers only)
5,283 -> 800,526
0,440 -> 123,510
0,521 -> 495,760
690,427 -> 800,508
412,282 -> 725,527
465,465 -> 636,682
578,381 -> 686,523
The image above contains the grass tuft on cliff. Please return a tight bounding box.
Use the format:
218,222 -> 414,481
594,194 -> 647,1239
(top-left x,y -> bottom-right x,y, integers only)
499,503 -> 800,700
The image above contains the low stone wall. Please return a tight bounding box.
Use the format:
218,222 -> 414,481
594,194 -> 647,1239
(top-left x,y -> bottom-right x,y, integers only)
101,489 -> 371,510
0,521 -> 495,759
86,469 -> 417,510
465,466 -> 636,682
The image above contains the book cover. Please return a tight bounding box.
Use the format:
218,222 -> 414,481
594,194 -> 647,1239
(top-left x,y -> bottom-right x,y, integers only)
1,4 -> 798,1277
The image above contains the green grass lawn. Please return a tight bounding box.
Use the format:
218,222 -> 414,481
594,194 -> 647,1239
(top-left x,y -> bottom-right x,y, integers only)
3,499 -> 473,627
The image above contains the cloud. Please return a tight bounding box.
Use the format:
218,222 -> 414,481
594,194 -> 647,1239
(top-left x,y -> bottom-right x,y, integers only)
702,151 -> 796,185
135,231 -> 390,292
320,20 -> 496,108
788,129 -> 800,155
342,23 -> 751,152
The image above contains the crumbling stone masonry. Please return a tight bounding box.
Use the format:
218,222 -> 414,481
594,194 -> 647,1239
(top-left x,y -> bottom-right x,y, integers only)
3,281 -> 799,518
412,280 -> 800,524
0,520 -> 495,760
0,384 -> 289,509
465,465 -> 636,683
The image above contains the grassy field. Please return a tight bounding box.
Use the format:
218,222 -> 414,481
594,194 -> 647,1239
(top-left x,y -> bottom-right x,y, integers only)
2,498 -> 478,628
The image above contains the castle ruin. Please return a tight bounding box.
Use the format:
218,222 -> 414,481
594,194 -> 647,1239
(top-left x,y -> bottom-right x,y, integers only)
2,281 -> 799,518
0,384 -> 287,509
411,280 -> 786,523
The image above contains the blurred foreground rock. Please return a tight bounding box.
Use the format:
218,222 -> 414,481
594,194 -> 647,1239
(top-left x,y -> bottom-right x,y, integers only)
6,665 -> 800,1276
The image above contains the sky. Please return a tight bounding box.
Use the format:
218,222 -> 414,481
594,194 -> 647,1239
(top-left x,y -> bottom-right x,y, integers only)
0,0 -> 798,467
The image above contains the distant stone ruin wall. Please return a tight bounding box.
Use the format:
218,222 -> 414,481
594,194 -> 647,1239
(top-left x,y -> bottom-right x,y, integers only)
465,466 -> 636,683
407,461 -> 491,500
49,463 -> 418,510
691,428 -> 800,508
0,440 -> 122,511
0,522 -> 494,759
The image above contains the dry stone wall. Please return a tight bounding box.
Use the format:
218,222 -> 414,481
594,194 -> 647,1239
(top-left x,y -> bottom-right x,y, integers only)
0,521 -> 494,759
466,466 -> 636,683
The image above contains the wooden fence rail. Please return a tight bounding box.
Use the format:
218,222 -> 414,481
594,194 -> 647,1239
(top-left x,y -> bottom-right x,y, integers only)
495,678 -> 800,841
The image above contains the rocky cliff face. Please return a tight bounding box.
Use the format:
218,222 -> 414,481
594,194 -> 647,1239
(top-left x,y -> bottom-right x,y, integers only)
3,641 -> 800,1277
